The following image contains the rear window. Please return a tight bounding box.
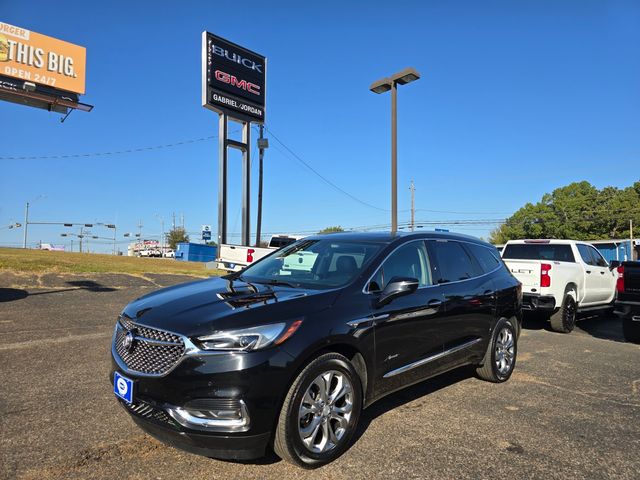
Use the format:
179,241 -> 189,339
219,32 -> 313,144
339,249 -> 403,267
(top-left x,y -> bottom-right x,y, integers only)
467,243 -> 501,274
502,243 -> 575,263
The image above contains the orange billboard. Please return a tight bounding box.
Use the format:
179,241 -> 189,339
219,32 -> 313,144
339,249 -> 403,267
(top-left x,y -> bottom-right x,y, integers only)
0,21 -> 86,94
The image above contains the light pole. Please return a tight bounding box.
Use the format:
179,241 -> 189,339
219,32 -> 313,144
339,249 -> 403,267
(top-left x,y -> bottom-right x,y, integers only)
105,224 -> 117,255
369,68 -> 421,233
23,202 -> 29,248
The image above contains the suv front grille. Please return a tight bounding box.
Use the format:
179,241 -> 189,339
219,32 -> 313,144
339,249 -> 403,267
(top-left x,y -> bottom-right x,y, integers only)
114,316 -> 185,375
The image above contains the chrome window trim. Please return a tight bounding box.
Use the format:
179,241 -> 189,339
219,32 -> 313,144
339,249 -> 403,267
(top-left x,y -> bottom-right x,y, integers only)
383,337 -> 482,378
362,238 -> 502,295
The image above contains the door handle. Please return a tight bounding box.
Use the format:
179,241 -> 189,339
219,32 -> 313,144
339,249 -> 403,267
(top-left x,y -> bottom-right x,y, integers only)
427,299 -> 442,307
586,270 -> 592,274
600,271 -> 605,275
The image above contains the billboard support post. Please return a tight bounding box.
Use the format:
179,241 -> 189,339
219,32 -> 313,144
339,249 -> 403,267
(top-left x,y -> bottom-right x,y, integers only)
217,112 -> 252,247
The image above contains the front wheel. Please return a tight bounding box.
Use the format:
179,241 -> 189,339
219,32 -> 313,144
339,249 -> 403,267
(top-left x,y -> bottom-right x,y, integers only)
550,294 -> 577,333
476,318 -> 517,383
273,353 -> 362,468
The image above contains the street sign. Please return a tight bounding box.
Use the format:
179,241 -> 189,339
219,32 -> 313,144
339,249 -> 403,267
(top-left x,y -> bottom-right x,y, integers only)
202,32 -> 266,122
201,225 -> 212,241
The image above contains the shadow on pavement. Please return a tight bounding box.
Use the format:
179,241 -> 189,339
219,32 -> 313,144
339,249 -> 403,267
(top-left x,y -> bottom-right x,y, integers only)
352,366 -> 475,446
521,311 -> 626,343
0,288 -> 29,302
0,281 -> 116,303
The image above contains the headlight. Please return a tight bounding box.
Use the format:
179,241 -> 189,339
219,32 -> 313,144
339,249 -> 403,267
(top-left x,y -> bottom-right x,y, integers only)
195,320 -> 302,351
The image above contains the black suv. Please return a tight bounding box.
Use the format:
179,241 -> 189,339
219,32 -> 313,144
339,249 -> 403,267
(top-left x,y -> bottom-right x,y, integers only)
110,232 -> 522,468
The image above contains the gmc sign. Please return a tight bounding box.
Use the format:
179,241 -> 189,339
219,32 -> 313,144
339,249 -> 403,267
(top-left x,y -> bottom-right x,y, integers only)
202,32 -> 266,122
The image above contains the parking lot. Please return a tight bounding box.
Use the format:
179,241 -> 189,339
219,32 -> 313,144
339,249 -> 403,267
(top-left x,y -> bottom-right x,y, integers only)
1,272 -> 639,480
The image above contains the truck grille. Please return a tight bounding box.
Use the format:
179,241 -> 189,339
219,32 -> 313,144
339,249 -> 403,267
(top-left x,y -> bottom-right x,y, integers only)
114,316 -> 185,375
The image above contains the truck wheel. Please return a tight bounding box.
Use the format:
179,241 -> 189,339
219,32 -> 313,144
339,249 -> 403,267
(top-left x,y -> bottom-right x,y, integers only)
622,317 -> 640,344
273,353 -> 362,468
476,318 -> 517,383
550,294 -> 577,333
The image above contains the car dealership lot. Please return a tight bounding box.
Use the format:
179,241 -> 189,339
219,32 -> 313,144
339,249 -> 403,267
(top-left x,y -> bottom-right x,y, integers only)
1,273 -> 639,480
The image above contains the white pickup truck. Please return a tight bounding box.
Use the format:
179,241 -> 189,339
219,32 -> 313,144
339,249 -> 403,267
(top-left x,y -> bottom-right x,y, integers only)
501,239 -> 616,333
217,235 -> 304,272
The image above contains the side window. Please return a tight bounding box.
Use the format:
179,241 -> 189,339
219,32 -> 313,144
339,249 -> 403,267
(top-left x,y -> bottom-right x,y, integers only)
368,242 -> 431,292
577,244 -> 596,266
467,243 -> 501,274
430,240 -> 477,283
589,246 -> 608,267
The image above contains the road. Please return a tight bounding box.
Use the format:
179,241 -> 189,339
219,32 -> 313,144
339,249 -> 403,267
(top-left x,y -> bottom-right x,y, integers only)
1,272 -> 639,480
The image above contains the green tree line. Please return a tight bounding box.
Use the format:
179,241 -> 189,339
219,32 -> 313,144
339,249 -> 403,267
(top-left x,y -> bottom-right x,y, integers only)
489,181 -> 640,244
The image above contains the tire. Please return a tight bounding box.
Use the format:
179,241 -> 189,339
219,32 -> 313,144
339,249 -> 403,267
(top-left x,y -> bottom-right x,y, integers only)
623,317 -> 640,344
550,294 -> 577,333
476,318 -> 517,383
273,353 -> 362,468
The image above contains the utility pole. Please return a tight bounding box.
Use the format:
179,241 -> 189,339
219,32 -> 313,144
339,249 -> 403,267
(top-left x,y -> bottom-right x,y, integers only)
137,219 -> 143,239
256,124 -> 268,246
79,226 -> 84,253
172,212 -> 176,230
409,180 -> 416,232
23,202 -> 29,248
181,212 -> 184,229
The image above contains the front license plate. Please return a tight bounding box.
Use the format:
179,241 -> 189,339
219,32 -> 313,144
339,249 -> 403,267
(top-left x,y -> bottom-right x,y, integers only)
114,371 -> 134,403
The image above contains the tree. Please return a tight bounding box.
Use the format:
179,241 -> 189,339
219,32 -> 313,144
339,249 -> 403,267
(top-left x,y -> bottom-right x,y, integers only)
489,181 -> 640,244
166,227 -> 189,250
318,226 -> 345,234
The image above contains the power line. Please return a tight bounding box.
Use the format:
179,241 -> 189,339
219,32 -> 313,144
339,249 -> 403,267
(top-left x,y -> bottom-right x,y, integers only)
0,134 -> 219,160
263,125 -> 389,212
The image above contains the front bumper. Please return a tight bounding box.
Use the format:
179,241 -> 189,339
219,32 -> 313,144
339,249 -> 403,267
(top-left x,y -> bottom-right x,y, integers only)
522,293 -> 556,311
110,345 -> 295,460
123,399 -> 271,460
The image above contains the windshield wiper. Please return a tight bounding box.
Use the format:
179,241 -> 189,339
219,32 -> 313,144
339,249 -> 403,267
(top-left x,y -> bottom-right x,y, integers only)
256,279 -> 300,289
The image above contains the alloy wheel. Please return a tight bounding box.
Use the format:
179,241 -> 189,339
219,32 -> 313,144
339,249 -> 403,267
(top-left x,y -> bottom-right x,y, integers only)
298,370 -> 354,454
494,327 -> 515,375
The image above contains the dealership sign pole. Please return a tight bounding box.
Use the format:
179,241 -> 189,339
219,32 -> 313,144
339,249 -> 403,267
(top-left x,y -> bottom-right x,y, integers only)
202,32 -> 266,248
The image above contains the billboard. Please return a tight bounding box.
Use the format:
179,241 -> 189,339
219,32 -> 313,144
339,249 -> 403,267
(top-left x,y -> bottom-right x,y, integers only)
0,21 -> 86,94
202,32 -> 266,122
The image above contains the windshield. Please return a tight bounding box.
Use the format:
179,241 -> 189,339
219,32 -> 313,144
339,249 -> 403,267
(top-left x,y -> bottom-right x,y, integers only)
239,239 -> 383,289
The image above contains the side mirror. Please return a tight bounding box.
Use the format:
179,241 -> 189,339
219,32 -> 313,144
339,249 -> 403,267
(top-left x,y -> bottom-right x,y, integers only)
376,277 -> 419,307
609,260 -> 620,270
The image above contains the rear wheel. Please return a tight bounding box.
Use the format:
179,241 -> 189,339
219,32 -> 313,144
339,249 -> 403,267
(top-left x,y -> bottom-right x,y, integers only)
623,317 -> 640,344
476,318 -> 517,383
550,294 -> 577,333
273,353 -> 362,468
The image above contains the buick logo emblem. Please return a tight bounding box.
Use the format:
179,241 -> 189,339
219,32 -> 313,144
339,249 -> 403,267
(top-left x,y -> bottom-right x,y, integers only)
123,330 -> 136,352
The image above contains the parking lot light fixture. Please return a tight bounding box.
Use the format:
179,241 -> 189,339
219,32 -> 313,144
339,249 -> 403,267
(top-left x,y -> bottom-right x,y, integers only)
370,67 -> 421,233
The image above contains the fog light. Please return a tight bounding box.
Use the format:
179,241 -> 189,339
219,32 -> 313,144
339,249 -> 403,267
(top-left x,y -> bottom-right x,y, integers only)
167,400 -> 250,432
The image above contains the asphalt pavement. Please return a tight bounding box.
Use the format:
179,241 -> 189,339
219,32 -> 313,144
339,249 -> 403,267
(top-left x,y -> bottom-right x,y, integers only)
1,272 -> 638,480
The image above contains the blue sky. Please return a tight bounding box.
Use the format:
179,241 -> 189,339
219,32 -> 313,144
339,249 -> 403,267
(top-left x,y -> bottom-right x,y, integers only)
1,0 -> 639,252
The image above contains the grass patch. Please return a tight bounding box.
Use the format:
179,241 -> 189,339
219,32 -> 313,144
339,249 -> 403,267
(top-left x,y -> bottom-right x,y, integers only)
0,248 -> 222,277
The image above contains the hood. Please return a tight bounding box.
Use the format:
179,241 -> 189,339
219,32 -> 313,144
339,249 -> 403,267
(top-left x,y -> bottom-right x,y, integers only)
121,276 -> 340,337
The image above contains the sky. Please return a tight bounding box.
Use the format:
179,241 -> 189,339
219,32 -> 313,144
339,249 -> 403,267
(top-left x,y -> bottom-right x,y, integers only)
1,0 -> 639,252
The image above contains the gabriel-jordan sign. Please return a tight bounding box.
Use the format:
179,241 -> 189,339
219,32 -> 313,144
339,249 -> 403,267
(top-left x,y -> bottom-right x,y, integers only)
202,32 -> 266,122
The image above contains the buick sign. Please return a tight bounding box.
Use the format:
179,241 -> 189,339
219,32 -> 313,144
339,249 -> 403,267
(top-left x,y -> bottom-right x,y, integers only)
202,32 -> 266,122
